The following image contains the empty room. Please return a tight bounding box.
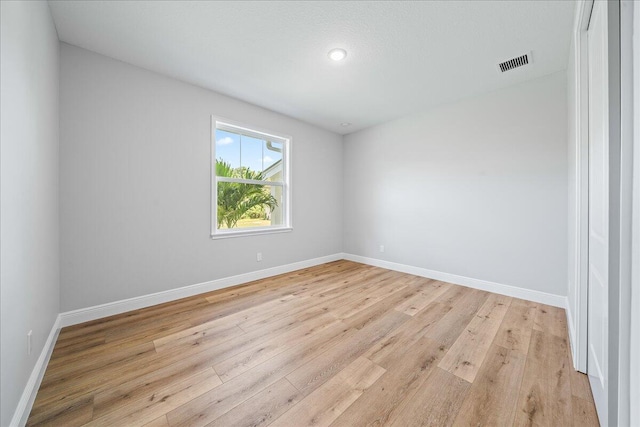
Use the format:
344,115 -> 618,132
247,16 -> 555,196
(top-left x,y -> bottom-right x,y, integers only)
1,0 -> 638,426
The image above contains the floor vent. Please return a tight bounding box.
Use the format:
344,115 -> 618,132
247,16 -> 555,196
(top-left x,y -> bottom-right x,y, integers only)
498,53 -> 530,73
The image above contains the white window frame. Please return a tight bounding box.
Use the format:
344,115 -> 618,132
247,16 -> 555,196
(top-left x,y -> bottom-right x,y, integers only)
211,116 -> 292,239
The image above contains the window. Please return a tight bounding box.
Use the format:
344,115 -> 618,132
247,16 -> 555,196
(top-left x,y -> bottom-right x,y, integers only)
211,117 -> 291,238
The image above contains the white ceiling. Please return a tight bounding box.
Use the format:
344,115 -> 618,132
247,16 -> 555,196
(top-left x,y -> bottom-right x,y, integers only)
48,1 -> 576,135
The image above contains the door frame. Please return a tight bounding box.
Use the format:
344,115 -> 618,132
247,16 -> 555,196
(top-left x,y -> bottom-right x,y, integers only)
619,1 -> 638,425
572,1 -> 623,426
569,0 -> 593,375
628,3 -> 640,425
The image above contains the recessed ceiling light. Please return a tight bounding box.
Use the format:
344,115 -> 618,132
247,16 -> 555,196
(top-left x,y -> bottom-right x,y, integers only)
328,48 -> 347,61
341,122 -> 352,127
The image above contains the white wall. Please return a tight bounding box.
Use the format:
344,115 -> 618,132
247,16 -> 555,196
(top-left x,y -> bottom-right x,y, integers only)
0,2 -> 60,426
59,44 -> 343,312
343,72 -> 568,296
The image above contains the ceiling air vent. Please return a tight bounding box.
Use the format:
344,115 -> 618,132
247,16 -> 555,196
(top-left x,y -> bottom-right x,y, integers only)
497,53 -> 531,73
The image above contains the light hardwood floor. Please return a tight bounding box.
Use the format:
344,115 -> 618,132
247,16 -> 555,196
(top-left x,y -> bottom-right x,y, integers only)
27,260 -> 599,426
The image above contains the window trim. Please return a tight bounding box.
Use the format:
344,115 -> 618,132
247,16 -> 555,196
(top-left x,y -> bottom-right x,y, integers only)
210,116 -> 292,239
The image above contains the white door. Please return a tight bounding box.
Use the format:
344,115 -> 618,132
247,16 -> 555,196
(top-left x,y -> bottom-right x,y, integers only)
587,0 -> 609,424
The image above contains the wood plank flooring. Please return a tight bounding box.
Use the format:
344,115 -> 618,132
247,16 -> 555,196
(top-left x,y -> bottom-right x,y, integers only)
27,260 -> 599,426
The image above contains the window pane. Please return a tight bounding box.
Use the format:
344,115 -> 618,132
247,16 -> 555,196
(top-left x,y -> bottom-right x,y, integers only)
217,182 -> 284,229
216,129 -> 284,179
215,129 -> 240,170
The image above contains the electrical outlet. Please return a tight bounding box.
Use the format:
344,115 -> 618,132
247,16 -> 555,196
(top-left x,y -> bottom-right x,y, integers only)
379,245 -> 385,253
257,252 -> 262,262
27,330 -> 32,355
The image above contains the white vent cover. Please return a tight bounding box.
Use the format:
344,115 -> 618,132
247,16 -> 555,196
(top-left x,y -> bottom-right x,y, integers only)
497,52 -> 531,73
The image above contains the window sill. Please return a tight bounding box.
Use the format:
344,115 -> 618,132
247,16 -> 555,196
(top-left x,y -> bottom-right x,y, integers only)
210,227 -> 293,240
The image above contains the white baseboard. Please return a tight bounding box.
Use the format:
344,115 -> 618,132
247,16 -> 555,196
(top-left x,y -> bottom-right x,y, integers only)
58,252 -> 567,328
59,253 -> 343,327
10,314 -> 61,427
342,253 -> 567,308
